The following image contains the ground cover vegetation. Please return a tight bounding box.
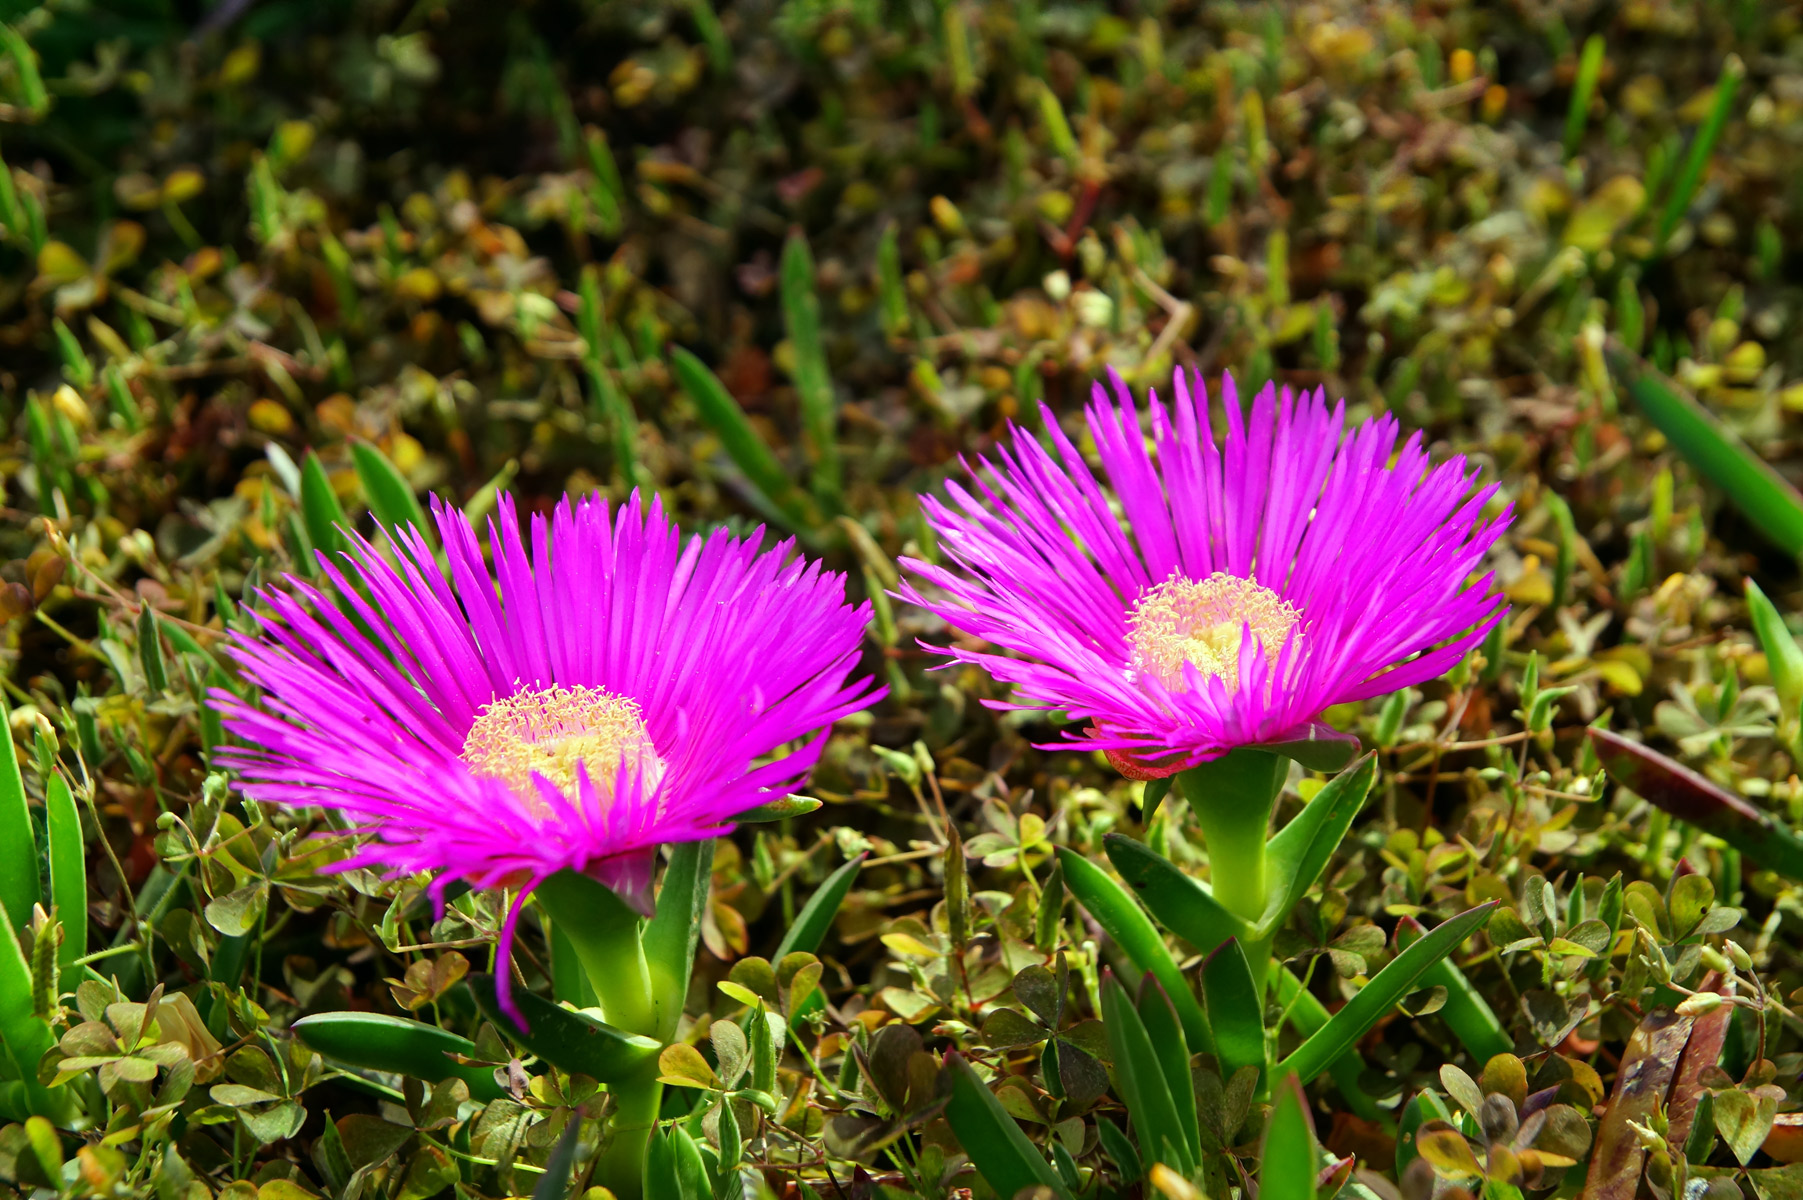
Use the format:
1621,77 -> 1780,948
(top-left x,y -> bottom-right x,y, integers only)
1,0 -> 1802,1197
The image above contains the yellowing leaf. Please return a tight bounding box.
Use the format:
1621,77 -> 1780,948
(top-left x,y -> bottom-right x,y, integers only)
161,169 -> 205,206
1416,1128 -> 1483,1179
657,1042 -> 718,1089
1564,175 -> 1645,252
36,241 -> 89,287
1593,658 -> 1643,696
880,932 -> 941,958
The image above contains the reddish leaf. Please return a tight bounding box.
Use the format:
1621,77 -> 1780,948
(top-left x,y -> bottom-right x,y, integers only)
1589,728 -> 1803,880
1583,1005 -> 1693,1199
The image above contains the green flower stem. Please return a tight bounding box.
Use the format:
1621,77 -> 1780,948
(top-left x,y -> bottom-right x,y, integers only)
537,870 -> 661,1200
1178,749 -> 1287,928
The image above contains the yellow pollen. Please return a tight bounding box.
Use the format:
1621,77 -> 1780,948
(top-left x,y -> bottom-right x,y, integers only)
461,685 -> 663,812
1126,573 -> 1301,693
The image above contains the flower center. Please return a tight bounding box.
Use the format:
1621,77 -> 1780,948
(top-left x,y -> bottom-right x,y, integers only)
1126,573 -> 1301,693
461,684 -> 664,811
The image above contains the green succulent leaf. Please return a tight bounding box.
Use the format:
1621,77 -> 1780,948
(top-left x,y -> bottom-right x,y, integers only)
1057,847 -> 1212,1057
466,976 -> 661,1085
774,852 -> 864,961
945,1054 -> 1074,1200
1277,902 -> 1497,1085
292,1011 -> 507,1101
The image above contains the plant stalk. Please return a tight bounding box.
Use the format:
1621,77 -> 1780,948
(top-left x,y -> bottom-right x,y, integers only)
537,870 -> 662,1200
1178,749 -> 1287,928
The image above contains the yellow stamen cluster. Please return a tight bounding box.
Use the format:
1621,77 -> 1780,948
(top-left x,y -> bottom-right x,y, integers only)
1126,572 -> 1301,693
461,684 -> 663,813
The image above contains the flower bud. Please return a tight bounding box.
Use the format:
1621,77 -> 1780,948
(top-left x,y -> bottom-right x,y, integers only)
1676,993 -> 1724,1017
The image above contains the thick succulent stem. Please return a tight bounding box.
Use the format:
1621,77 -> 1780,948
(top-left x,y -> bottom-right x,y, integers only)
537,870 -> 661,1200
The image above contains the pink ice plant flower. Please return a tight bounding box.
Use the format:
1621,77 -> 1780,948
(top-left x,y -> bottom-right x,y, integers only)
899,370 -> 1510,777
213,491 -> 882,1009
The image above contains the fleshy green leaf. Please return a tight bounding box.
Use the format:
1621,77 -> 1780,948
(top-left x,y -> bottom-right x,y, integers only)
1057,847 -> 1212,1057
1200,938 -> 1265,1091
292,1011 -> 506,1101
0,692 -> 36,935
0,903 -> 75,1123
350,440 -> 430,537
1103,833 -> 1246,955
668,1125 -> 711,1200
1252,724 -> 1361,773
1265,754 -> 1377,927
732,796 -> 821,824
643,839 -> 715,1041
299,450 -> 349,562
1277,903 -> 1497,1085
550,921 -> 597,1009
671,345 -> 814,531
1610,345 -> 1803,558
1746,579 -> 1803,718
1100,975 -> 1194,1176
1396,1088 -> 1455,1177
773,852 -> 864,961
944,1054 -> 1074,1200
466,976 -> 661,1084
1134,977 -> 1200,1166
1260,1074 -> 1319,1200
780,230 -> 840,508
1398,917 -> 1514,1064
1591,727 -> 1803,880
45,772 -> 85,981
1652,54 -> 1743,255
1275,968 -> 1387,1125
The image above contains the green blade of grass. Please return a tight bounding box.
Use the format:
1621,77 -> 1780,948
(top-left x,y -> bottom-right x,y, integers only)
1652,54 -> 1744,256
1563,35 -> 1605,160
670,346 -> 815,531
44,772 -> 84,984
0,693 -> 36,935
773,852 -> 863,962
350,440 -> 430,537
780,230 -> 841,510
1608,344 -> 1803,557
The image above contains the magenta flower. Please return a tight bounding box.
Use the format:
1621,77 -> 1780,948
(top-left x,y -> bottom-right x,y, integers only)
213,492 -> 882,1003
900,371 -> 1509,776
